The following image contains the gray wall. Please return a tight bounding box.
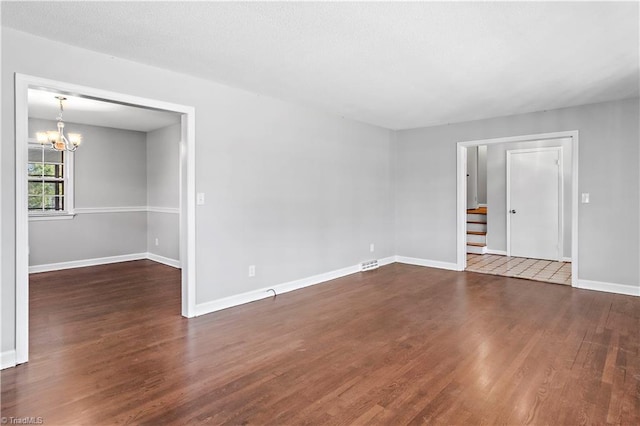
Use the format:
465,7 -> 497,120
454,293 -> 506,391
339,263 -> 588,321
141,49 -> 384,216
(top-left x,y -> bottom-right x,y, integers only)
2,29 -> 394,353
28,119 -> 148,266
466,146 -> 478,209
485,139 -> 572,258
477,145 -> 487,205
146,123 -> 180,262
395,97 -> 639,287
30,213 -> 147,264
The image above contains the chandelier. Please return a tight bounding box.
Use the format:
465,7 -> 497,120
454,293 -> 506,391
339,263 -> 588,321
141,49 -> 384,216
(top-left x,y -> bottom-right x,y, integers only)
36,96 -> 82,152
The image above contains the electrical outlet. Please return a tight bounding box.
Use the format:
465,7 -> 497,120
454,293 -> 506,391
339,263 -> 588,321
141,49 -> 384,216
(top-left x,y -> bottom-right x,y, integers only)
581,193 -> 590,203
248,265 -> 256,277
197,192 -> 205,205
370,243 -> 375,253
155,238 -> 159,246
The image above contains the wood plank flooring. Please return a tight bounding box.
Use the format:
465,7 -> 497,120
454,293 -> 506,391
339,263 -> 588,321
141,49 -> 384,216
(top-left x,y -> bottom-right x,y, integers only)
1,260 -> 639,425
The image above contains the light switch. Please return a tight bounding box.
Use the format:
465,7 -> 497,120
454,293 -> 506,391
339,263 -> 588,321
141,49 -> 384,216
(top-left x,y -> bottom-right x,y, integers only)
581,193 -> 590,203
197,192 -> 205,205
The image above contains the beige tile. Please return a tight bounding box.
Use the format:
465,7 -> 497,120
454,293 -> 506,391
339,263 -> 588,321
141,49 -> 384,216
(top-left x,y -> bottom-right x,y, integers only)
466,255 -> 572,286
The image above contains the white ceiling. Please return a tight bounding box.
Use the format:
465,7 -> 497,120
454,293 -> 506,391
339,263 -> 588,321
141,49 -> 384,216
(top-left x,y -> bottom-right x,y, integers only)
4,2 -> 639,130
28,89 -> 180,132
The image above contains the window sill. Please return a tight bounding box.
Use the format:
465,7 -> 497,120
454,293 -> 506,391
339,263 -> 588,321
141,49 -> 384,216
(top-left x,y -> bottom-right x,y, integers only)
29,213 -> 76,222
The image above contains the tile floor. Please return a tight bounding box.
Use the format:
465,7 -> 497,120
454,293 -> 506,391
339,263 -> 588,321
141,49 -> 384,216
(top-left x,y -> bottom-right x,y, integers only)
466,254 -> 572,286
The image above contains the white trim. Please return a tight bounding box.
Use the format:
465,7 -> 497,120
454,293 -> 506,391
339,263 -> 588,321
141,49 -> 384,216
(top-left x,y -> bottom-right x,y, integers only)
486,249 -> 508,256
15,75 -> 30,364
576,280 -> 640,297
148,206 -> 180,214
14,73 -> 197,365
456,145 -> 468,269
146,252 -> 181,269
35,206 -> 181,214
195,263 -> 361,316
1,350 -> 17,370
180,112 -> 197,318
456,130 -> 579,287
377,256 -> 396,266
395,256 -> 461,271
29,253 -> 148,274
571,134 -> 579,287
28,252 -> 180,274
195,256 -> 398,316
562,257 -> 572,263
506,146 -> 564,261
29,213 -> 75,221
74,206 -> 147,214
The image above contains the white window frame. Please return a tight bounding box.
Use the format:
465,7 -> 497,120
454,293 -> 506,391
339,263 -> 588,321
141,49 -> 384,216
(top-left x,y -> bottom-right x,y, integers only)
27,138 -> 75,221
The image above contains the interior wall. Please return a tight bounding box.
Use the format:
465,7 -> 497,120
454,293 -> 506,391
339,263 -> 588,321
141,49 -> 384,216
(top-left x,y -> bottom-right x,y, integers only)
395,97 -> 639,287
485,139 -> 572,258
477,145 -> 487,205
27,119 -> 148,266
466,146 -> 478,209
146,123 -> 180,262
2,28 -> 395,353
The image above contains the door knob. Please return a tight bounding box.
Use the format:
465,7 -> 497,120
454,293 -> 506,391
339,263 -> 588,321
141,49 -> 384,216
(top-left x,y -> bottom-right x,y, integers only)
509,209 -> 516,214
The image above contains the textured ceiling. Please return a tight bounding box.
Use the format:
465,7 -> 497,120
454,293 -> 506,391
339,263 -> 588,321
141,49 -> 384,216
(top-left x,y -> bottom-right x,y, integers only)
28,89 -> 180,132
4,2 -> 639,130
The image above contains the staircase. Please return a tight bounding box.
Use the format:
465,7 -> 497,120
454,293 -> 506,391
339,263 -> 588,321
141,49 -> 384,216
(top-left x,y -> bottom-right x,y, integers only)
467,207 -> 487,254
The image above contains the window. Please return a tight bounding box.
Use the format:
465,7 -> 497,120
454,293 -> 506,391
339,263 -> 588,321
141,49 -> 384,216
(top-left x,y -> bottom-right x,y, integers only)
28,142 -> 74,217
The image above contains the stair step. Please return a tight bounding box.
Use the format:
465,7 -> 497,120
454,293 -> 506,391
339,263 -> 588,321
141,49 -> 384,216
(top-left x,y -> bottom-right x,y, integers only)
467,242 -> 486,247
467,231 -> 487,235
466,244 -> 488,254
466,207 -> 487,215
467,220 -> 487,224
467,222 -> 487,232
466,213 -> 486,222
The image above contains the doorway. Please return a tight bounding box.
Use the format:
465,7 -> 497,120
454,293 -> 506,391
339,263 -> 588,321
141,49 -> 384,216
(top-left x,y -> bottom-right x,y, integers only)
456,131 -> 579,287
14,74 -> 197,365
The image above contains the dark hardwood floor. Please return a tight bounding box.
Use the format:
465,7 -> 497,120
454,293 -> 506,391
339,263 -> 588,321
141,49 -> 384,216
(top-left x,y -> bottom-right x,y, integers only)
1,260 -> 639,425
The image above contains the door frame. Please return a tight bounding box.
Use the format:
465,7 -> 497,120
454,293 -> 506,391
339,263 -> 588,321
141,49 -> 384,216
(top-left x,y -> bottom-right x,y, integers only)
506,147 -> 563,260
456,130 -> 579,287
14,73 -> 197,365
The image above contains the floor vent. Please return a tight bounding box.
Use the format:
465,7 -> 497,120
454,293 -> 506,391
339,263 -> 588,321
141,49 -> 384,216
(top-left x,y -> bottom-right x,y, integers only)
361,260 -> 379,272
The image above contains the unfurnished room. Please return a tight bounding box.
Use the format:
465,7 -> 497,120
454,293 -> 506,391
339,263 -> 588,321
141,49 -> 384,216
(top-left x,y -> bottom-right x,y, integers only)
1,1 -> 639,425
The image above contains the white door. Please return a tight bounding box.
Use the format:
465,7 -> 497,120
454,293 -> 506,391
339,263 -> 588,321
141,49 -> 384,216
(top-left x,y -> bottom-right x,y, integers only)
507,147 -> 562,261
466,146 -> 478,210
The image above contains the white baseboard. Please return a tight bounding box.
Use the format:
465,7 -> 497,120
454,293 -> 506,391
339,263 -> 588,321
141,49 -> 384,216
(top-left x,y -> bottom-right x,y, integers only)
576,279 -> 640,297
377,256 -> 396,267
30,252 -> 181,273
146,252 -> 181,268
478,203 -> 488,208
195,260 -> 386,317
1,350 -> 16,370
562,257 -> 572,262
29,253 -> 148,273
395,256 -> 461,271
486,249 -> 507,256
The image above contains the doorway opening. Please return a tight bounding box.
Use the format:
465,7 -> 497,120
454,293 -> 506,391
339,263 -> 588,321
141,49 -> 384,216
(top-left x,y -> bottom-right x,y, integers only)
14,74 -> 197,365
456,131 -> 579,287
